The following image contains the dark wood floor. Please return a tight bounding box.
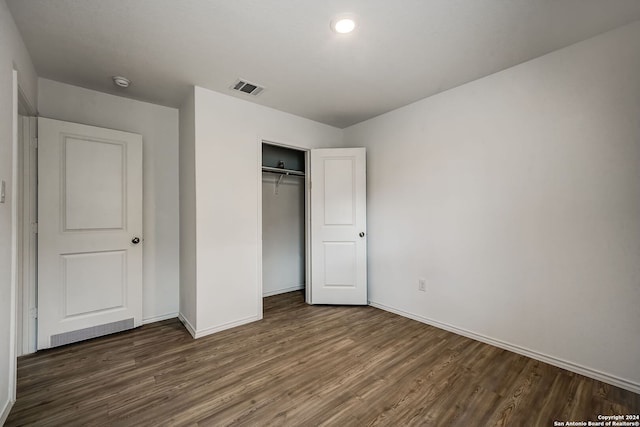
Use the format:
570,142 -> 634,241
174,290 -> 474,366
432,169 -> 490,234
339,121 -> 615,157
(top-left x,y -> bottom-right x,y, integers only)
7,291 -> 639,426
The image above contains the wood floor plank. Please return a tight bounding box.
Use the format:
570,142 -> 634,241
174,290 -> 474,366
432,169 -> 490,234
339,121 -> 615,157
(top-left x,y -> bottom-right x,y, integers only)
6,291 -> 639,426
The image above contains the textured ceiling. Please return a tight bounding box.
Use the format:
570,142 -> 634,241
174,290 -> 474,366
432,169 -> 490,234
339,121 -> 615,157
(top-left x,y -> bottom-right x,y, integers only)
7,0 -> 640,128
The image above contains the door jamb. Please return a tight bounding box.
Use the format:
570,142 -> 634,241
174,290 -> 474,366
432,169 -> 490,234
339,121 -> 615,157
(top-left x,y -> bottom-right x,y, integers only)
19,116 -> 37,355
16,86 -> 37,357
9,69 -> 18,409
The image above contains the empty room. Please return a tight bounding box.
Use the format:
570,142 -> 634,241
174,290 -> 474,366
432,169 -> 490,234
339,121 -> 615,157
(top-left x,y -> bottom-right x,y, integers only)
1,0 -> 639,425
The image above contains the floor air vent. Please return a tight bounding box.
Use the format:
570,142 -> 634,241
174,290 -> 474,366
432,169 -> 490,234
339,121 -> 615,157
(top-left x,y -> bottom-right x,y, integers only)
50,318 -> 134,347
231,79 -> 265,96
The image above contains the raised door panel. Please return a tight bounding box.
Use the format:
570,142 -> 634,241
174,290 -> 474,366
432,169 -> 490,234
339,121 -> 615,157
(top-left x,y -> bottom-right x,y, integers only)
323,158 -> 355,226
62,251 -> 126,317
64,137 -> 125,231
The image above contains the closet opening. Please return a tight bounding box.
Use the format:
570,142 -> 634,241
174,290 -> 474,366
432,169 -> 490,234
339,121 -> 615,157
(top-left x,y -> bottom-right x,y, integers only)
260,141 -> 310,304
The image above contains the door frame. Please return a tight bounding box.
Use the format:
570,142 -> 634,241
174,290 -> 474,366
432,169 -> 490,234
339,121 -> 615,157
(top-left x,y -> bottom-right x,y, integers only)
257,138 -> 312,306
8,69 -> 37,416
13,75 -> 38,359
18,115 -> 37,356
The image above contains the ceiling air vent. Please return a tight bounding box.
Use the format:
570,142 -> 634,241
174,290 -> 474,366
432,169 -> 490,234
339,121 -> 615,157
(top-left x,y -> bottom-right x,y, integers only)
231,79 -> 265,96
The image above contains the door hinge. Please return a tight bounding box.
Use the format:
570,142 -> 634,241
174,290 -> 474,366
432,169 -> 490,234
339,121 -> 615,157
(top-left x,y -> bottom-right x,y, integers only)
32,222 -> 38,234
30,308 -> 37,319
32,137 -> 38,149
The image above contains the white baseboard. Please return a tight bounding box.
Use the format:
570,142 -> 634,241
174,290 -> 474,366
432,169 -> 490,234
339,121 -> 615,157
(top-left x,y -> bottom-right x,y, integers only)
1,398 -> 14,425
178,313 -> 262,339
263,285 -> 304,297
177,313 -> 196,338
192,315 -> 261,339
142,312 -> 178,325
368,300 -> 640,394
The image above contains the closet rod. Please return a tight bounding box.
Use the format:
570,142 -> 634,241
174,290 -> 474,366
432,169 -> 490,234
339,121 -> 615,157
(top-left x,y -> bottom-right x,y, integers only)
262,166 -> 305,177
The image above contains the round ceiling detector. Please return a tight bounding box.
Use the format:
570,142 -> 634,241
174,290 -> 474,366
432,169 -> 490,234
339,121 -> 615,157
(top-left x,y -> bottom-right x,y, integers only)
112,76 -> 131,88
331,15 -> 356,34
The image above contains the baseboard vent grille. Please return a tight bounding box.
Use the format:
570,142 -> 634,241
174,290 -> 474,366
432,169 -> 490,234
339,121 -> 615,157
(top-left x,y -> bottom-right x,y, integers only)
50,318 -> 134,347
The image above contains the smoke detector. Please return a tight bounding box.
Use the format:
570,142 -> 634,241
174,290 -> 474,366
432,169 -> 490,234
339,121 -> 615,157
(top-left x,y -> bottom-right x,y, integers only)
112,76 -> 131,88
231,78 -> 265,96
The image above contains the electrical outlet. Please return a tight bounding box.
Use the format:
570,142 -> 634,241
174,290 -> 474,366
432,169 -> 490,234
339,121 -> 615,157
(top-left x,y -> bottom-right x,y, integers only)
418,278 -> 426,292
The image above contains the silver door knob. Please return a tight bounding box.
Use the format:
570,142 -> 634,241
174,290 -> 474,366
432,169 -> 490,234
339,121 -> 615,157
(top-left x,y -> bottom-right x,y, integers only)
359,232 -> 365,238
131,237 -> 140,244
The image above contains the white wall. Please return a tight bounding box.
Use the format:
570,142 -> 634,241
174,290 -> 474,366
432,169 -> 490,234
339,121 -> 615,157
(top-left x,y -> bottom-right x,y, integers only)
179,89 -> 197,332
262,173 -> 305,296
182,86 -> 341,337
38,79 -> 180,323
344,21 -> 640,392
0,1 -> 37,422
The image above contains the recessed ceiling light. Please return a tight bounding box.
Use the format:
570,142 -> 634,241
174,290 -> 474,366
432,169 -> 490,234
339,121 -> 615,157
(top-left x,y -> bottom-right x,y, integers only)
112,76 -> 130,88
331,15 -> 357,34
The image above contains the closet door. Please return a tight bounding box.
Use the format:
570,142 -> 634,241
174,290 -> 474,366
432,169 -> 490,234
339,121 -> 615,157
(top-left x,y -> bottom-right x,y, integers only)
310,148 -> 367,305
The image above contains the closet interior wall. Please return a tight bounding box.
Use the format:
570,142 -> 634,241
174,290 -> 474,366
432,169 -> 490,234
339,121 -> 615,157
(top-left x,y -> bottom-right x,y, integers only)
261,144 -> 306,297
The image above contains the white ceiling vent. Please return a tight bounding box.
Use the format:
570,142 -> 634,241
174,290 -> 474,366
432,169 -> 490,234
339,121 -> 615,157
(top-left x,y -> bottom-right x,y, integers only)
231,79 -> 265,96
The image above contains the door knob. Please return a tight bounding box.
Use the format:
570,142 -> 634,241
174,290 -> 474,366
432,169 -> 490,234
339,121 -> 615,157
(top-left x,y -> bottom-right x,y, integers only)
359,232 -> 365,238
131,237 -> 140,244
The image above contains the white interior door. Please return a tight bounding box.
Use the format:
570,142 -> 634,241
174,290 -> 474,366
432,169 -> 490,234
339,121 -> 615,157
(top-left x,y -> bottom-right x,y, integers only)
310,148 -> 367,304
37,118 -> 143,349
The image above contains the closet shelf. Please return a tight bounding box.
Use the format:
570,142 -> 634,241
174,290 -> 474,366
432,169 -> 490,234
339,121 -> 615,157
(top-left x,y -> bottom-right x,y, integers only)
262,166 -> 305,177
